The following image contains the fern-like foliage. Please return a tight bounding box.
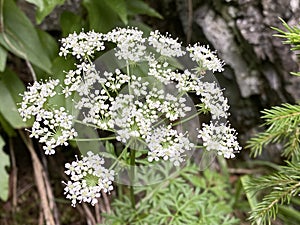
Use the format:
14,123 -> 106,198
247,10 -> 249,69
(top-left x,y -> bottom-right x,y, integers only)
101,162 -> 239,225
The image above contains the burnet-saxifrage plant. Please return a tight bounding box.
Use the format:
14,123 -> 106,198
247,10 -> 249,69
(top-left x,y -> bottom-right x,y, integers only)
18,27 -> 241,207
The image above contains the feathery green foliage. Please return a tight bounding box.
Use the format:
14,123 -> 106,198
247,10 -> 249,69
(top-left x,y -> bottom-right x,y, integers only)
101,163 -> 239,225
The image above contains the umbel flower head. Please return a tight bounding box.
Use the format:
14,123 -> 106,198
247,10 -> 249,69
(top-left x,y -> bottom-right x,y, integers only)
63,151 -> 115,207
19,26 -> 241,205
198,122 -> 241,158
18,79 -> 77,154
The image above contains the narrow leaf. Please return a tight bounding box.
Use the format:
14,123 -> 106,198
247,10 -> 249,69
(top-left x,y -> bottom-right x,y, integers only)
0,136 -> 9,201
126,0 -> 162,19
82,0 -> 120,33
241,175 -> 262,225
106,0 -> 128,24
0,45 -> 7,72
60,11 -> 84,37
0,69 -> 29,128
0,0 -> 52,73
25,0 -> 66,24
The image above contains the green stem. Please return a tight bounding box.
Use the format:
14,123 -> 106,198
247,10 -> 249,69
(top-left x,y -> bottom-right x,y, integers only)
194,145 -> 204,149
73,119 -> 114,132
109,139 -> 132,170
129,148 -> 136,208
100,82 -> 112,98
126,61 -> 132,96
172,111 -> 201,126
72,136 -> 116,142
153,117 -> 168,128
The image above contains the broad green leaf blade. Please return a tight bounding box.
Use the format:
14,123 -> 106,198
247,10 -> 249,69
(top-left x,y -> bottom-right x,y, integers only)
60,11 -> 85,37
37,29 -> 59,61
0,45 -> 7,72
82,0 -> 121,32
126,0 -> 162,19
278,205 -> 300,224
0,0 -> 52,73
106,0 -> 128,25
0,136 -> 9,201
0,113 -> 16,137
25,0 -> 66,24
0,69 -> 30,128
241,175 -> 258,210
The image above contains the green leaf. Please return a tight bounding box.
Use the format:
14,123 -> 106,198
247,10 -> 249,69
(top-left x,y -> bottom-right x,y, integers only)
241,175 -> 258,211
82,0 -> 123,32
0,0 -> 52,73
290,72 -> 300,76
0,113 -> 16,137
0,45 -> 7,72
25,0 -> 65,24
0,69 -> 30,128
106,0 -> 128,25
241,175 -> 262,225
37,29 -> 58,61
60,11 -> 85,37
278,205 -> 300,224
126,0 -> 162,19
0,135 -> 9,201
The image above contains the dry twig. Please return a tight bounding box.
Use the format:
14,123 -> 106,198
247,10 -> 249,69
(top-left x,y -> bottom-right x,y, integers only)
19,130 -> 56,225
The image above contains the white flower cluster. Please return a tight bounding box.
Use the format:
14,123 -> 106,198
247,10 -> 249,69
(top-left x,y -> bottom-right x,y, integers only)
198,122 -> 241,158
148,30 -> 185,57
187,44 -> 224,73
59,30 -> 105,59
19,27 -> 241,206
57,27 -> 240,161
63,151 -> 115,207
148,57 -> 181,85
19,79 -> 59,120
106,27 -> 146,62
76,75 -> 192,145
193,80 -> 229,119
19,79 -> 77,155
146,126 -> 194,166
63,62 -> 104,97
147,62 -> 229,120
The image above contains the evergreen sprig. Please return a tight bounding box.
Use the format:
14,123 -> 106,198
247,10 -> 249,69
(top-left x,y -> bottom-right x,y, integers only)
247,103 -> 300,159
272,17 -> 300,51
245,162 -> 300,225
246,19 -> 300,225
